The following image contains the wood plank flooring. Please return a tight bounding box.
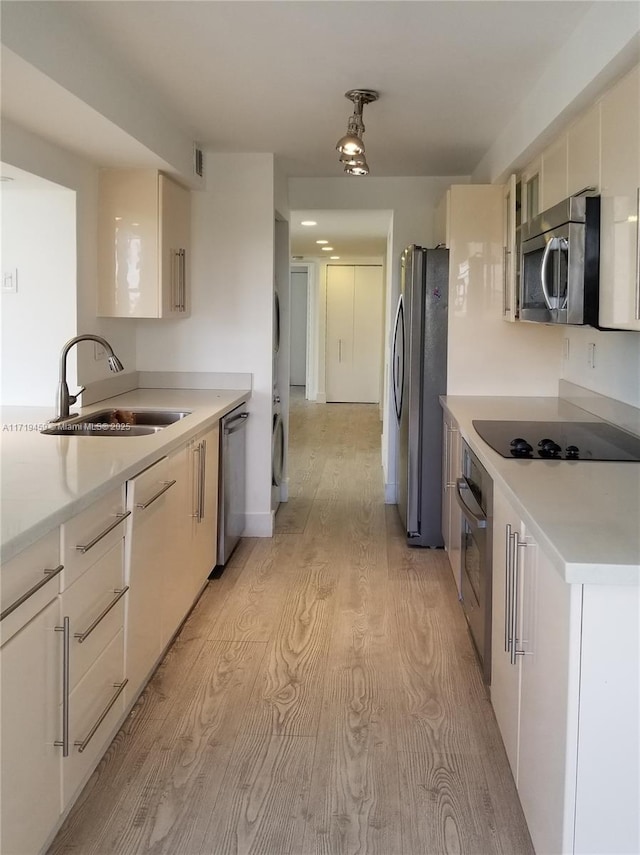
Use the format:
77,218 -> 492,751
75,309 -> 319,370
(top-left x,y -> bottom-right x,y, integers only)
48,390 -> 534,855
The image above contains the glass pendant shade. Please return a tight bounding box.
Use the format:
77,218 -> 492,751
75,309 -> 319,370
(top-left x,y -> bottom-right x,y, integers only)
336,134 -> 365,156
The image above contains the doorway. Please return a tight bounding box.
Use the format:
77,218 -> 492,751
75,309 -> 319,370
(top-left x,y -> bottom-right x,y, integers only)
290,267 -> 308,392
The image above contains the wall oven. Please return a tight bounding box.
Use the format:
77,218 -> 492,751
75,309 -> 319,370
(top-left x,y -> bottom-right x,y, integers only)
519,194 -> 600,325
455,441 -> 493,683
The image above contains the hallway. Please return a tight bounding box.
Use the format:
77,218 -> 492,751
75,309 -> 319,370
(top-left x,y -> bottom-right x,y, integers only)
49,395 -> 533,855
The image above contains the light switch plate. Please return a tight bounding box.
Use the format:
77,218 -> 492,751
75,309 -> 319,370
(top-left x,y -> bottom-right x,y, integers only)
2,270 -> 18,293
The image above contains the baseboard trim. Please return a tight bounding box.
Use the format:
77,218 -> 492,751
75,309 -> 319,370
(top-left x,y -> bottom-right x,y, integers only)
384,482 -> 398,504
243,512 -> 274,537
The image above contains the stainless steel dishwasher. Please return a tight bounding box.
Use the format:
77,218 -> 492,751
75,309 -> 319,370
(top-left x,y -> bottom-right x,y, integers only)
215,403 -> 249,570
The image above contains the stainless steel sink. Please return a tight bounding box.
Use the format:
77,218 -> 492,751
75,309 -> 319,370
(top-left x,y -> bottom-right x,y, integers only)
41,408 -> 192,437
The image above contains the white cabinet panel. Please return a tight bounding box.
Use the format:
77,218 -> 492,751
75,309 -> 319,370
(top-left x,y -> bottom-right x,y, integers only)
125,457 -> 172,694
599,65 -> 640,331
567,103 -> 600,197
1,599 -> 62,855
98,170 -> 190,319
541,134 -> 568,209
441,411 -> 462,594
326,265 -> 384,403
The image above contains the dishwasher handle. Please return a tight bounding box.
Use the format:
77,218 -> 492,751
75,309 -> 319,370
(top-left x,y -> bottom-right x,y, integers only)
224,412 -> 249,435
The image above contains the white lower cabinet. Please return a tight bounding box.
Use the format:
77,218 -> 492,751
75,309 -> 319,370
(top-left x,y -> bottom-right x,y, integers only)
125,456 -> 174,696
0,598 -> 62,855
491,484 -> 639,855
441,411 -> 462,594
189,424 -> 219,592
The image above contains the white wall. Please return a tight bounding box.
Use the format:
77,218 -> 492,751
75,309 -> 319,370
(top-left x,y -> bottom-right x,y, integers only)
289,176 -> 467,501
136,152 -> 276,535
1,2 -> 200,187
1,183 -> 76,405
290,269 -> 308,386
562,328 -> 640,409
472,3 -> 640,184
0,120 -> 137,397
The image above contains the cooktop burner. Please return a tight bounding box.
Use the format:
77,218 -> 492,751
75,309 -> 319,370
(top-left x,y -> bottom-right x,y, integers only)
472,420 -> 640,461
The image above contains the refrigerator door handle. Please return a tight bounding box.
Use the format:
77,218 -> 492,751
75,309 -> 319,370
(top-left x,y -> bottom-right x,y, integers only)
392,295 -> 404,422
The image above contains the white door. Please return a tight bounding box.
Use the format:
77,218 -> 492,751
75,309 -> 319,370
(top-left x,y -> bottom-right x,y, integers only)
326,265 -> 383,403
290,269 -> 308,386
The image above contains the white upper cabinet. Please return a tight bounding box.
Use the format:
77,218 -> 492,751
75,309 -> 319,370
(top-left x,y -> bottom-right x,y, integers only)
502,174 -> 519,322
598,65 -> 640,331
541,134 -> 568,209
521,156 -> 541,224
567,103 -> 600,196
98,170 -> 190,319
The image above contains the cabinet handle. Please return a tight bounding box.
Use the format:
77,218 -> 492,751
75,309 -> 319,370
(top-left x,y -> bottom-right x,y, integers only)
192,443 -> 202,519
75,512 -> 130,554
635,188 -> 639,321
74,680 -> 128,753
180,249 -> 186,312
338,339 -> 342,362
136,480 -> 176,510
199,439 -> 206,521
0,563 -> 64,622
54,616 -> 71,757
74,587 -> 129,643
504,525 -> 512,653
510,532 -> 528,665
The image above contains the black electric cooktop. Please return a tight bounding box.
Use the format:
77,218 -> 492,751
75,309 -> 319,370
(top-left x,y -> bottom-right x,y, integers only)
472,420 -> 640,461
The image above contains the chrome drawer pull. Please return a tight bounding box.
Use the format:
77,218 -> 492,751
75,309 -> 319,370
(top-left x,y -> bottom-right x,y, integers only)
136,480 -> 176,510
74,679 -> 128,753
75,512 -> 130,554
54,616 -> 71,757
74,587 -> 129,643
0,564 -> 64,622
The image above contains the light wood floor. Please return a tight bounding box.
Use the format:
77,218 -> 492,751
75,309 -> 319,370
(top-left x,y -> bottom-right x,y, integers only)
49,390 -> 534,855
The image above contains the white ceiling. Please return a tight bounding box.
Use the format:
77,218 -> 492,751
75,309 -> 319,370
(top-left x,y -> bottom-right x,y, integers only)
58,0 -> 597,179
290,210 -> 391,258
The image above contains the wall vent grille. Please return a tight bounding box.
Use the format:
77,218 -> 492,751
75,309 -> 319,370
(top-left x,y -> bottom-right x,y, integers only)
194,145 -> 204,178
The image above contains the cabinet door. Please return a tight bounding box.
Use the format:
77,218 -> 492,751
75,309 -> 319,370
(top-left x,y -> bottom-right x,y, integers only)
517,536 -> 581,855
161,443 -> 193,644
567,103 -> 600,196
125,458 -> 175,695
159,174 -> 191,318
599,65 -> 640,331
541,135 -> 568,209
502,174 -> 519,322
97,169 -> 160,318
326,265 -> 384,403
191,424 -> 220,591
489,487 -> 521,780
1,599 -> 62,855
441,412 -> 462,594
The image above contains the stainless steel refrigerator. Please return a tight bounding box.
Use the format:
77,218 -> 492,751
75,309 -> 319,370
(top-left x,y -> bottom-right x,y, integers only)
393,245 -> 449,546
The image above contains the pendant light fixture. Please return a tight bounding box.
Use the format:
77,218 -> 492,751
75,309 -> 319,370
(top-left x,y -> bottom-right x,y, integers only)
336,89 -> 379,176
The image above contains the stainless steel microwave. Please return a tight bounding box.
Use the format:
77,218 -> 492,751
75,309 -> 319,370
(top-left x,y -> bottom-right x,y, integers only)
518,195 -> 600,325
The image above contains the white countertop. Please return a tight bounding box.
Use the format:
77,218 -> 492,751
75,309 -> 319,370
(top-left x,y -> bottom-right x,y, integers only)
1,388 -> 250,563
441,396 -> 640,585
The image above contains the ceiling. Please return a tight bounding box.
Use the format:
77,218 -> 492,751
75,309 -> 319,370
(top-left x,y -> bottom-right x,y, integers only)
290,210 -> 391,259
55,0 -> 597,179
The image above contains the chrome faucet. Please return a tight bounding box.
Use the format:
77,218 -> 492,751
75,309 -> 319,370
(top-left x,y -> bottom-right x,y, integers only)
53,334 -> 124,422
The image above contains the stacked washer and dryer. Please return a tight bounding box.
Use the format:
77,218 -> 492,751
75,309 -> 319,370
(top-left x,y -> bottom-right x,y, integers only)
271,287 -> 284,512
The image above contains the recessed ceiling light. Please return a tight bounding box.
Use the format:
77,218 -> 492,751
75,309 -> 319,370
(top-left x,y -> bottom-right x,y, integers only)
321,247 -> 334,251
330,256 -> 340,260
301,220 -> 317,226
316,239 -> 329,245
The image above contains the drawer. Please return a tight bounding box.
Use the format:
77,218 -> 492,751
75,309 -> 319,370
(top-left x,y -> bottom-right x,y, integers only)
61,485 -> 127,589
0,529 -> 62,646
127,457 -> 170,517
63,628 -> 126,805
62,541 -> 126,691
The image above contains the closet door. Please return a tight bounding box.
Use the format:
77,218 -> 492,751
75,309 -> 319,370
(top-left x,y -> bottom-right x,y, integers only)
326,265 -> 383,403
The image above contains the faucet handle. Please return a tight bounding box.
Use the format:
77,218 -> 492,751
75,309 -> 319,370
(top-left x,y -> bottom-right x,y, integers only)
68,387 -> 86,406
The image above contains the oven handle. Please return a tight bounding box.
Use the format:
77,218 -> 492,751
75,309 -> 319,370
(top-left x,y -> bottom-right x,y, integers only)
540,237 -> 555,311
454,478 -> 487,529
